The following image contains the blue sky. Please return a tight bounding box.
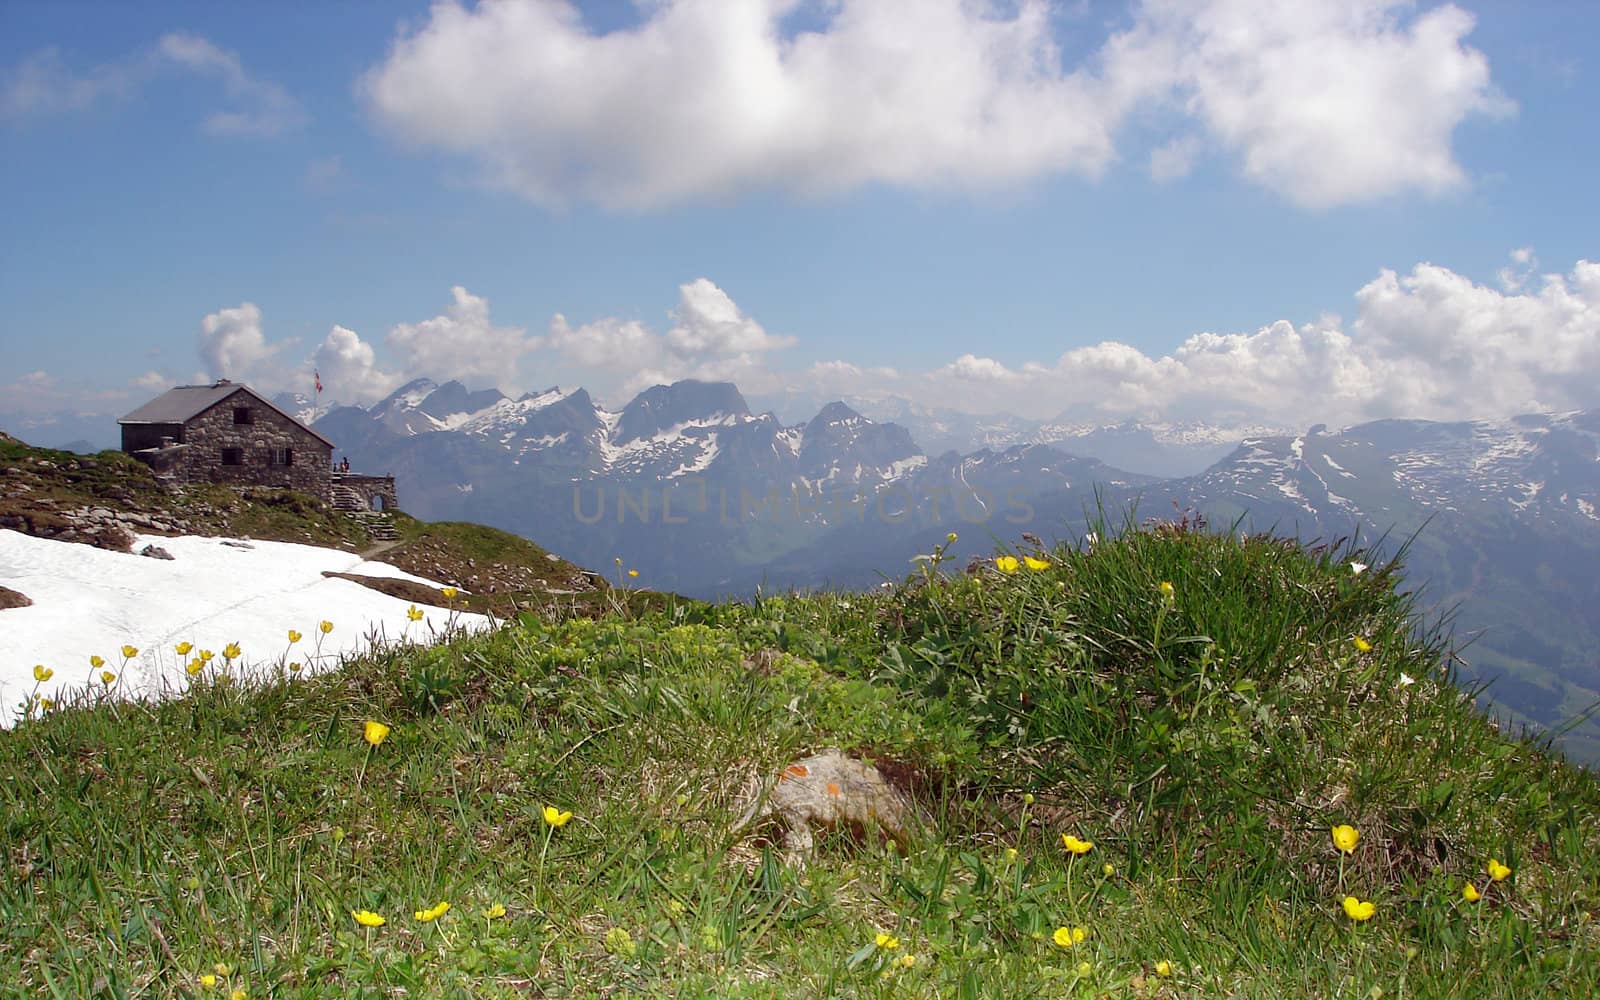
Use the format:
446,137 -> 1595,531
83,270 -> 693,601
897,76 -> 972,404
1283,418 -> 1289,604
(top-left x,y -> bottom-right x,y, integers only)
2,0 -> 1596,433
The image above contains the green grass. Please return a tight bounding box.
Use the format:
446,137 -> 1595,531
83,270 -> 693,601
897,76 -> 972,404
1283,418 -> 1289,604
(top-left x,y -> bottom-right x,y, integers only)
3,518 -> 1598,998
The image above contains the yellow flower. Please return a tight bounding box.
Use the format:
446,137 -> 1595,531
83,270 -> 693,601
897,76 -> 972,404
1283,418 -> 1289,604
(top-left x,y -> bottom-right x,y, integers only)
223,642 -> 241,661
604,926 -> 636,958
186,658 -> 204,675
899,953 -> 916,968
1331,824 -> 1360,854
407,605 -> 424,622
875,932 -> 900,950
199,649 -> 214,662
1462,883 -> 1481,902
319,620 -> 334,634
627,569 -> 639,578
1052,926 -> 1088,947
995,555 -> 1021,574
1487,859 -> 1511,882
483,903 -> 507,920
1022,792 -> 1035,804
1024,556 -> 1050,571
1061,834 -> 1094,855
90,654 -> 105,668
363,720 -> 391,746
1353,636 -> 1373,653
1005,847 -> 1018,861
413,901 -> 451,922
199,973 -> 216,988
288,662 -> 302,673
33,665 -> 53,682
287,630 -> 301,644
352,909 -> 385,927
542,805 -> 574,827
1102,862 -> 1115,877
1342,896 -> 1376,922
100,670 -> 116,686
213,963 -> 233,977
1159,580 -> 1175,600
38,697 -> 53,711
440,586 -> 458,600
231,991 -> 246,1000
1075,960 -> 1091,976
1155,960 -> 1173,977
121,644 -> 139,658
946,532 -> 958,543
175,641 -> 193,656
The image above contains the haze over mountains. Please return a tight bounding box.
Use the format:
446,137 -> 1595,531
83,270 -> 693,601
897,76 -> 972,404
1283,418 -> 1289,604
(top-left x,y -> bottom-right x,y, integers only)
299,376 -> 1600,764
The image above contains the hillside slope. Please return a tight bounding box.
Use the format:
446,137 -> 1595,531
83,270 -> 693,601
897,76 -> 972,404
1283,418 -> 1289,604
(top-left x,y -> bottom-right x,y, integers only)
0,431 -> 606,617
2,520 -> 1596,997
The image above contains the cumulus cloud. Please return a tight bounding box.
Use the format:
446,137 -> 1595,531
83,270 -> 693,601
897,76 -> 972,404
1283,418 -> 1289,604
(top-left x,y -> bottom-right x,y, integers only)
386,286 -> 541,385
545,278 -> 796,396
132,371 -> 170,393
1105,0 -> 1514,208
359,0 -> 1508,209
666,279 -> 794,355
361,0 -> 1114,208
2,33 -> 303,135
313,325 -> 401,404
798,253 -> 1600,427
199,303 -> 284,384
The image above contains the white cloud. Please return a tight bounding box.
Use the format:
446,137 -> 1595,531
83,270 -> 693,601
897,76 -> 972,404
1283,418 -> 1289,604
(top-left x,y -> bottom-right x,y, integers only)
132,371 -> 170,393
155,33 -> 305,136
937,354 -> 1022,382
546,315 -> 663,372
359,0 -> 1508,210
666,278 -> 794,355
1352,258 -> 1600,418
0,48 -> 141,118
313,325 -> 401,404
1149,135 -> 1201,182
386,286 -> 541,385
544,278 -> 795,396
1105,0 -> 1513,208
1,33 -> 303,135
798,254 -> 1600,427
199,302 -> 283,383
361,0 -> 1113,209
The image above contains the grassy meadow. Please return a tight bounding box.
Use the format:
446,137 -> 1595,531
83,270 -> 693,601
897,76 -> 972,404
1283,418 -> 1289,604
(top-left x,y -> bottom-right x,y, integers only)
3,517 -> 1598,998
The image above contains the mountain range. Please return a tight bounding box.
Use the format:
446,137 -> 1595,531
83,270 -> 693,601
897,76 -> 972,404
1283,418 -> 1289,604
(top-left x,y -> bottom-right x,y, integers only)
304,377 -> 1600,764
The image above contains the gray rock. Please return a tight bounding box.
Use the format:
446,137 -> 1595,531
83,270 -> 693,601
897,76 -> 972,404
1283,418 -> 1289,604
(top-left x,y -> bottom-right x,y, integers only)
734,748 -> 920,863
139,544 -> 175,560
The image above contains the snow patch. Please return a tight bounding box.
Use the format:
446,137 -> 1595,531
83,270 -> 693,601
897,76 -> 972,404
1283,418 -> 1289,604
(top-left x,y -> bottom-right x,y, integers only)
0,530 -> 490,727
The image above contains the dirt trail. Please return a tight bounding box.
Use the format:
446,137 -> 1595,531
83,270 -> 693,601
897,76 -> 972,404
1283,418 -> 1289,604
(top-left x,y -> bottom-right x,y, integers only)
359,539 -> 403,561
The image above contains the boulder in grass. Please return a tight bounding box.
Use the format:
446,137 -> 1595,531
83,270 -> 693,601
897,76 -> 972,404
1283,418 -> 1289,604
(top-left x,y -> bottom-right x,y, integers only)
734,748 -> 920,863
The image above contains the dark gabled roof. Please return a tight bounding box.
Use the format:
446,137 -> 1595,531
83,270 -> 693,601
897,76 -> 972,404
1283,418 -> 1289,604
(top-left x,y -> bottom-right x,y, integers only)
119,381 -> 336,449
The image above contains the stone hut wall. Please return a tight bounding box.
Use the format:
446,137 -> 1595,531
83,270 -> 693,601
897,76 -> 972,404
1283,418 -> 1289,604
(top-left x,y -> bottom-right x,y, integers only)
165,394 -> 333,501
